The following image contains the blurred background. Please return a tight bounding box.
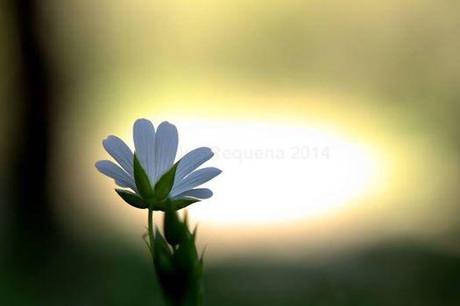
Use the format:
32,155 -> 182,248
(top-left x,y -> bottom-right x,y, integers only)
1,0 -> 460,305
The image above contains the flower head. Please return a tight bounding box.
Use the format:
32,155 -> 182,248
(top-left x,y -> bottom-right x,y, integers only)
96,119 -> 221,210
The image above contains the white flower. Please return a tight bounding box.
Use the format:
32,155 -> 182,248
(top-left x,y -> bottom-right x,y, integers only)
96,119 -> 221,209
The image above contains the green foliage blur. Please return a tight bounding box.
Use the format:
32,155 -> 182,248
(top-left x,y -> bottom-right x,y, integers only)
1,239 -> 459,306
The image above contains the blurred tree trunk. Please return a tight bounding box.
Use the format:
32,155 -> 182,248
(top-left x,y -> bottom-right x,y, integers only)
5,0 -> 60,267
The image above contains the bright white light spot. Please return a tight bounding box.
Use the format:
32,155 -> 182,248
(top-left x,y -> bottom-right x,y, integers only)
170,119 -> 382,225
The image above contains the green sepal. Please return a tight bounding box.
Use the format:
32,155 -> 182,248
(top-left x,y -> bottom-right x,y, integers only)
154,159 -> 181,201
170,197 -> 200,210
115,189 -> 148,209
133,154 -> 154,200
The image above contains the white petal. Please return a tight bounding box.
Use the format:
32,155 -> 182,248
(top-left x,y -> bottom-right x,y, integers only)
133,119 -> 156,184
170,167 -> 221,196
174,147 -> 214,184
172,188 -> 213,200
95,160 -> 136,190
153,121 -> 178,183
103,135 -> 134,176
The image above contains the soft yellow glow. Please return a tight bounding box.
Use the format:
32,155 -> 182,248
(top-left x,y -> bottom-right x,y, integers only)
49,0 -> 458,256
156,117 -> 385,225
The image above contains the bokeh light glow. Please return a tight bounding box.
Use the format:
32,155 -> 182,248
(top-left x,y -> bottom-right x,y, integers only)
161,118 -> 384,225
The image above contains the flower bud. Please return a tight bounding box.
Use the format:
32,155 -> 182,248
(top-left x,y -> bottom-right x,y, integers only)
164,205 -> 187,247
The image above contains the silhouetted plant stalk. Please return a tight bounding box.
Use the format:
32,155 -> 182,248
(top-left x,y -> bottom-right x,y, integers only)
146,207 -> 204,306
96,119 -> 221,306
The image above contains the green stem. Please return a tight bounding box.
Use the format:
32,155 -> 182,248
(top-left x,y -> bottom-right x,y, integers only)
148,208 -> 154,261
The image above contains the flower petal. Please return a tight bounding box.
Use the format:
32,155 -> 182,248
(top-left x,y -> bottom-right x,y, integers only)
133,119 -> 156,184
172,188 -> 213,200
174,147 -> 214,184
170,167 -> 221,197
153,121 -> 178,183
95,160 -> 136,190
103,135 -> 134,176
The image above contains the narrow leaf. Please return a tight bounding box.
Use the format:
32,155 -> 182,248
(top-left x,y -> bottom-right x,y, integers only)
153,229 -> 174,275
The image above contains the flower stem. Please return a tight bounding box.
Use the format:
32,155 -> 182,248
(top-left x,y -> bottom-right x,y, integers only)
148,208 -> 154,260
